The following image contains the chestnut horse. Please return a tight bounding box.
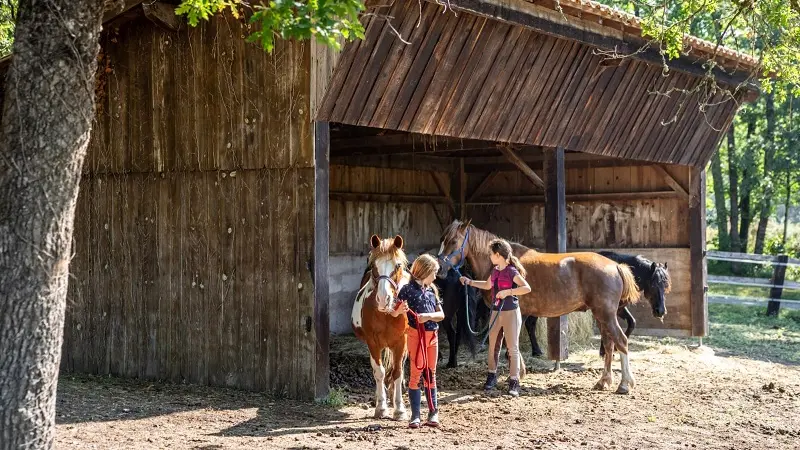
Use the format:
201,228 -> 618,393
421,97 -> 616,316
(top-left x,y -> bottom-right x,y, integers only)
437,220 -> 640,394
352,234 -> 410,419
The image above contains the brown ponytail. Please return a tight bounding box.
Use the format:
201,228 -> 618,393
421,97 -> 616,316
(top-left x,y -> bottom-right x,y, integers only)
509,255 -> 527,278
490,238 -> 527,278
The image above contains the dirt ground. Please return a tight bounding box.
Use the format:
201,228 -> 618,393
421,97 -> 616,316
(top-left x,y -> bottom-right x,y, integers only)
56,335 -> 800,450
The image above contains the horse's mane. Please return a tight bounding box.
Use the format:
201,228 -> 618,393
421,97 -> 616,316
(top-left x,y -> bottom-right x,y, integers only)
442,220 -> 530,256
368,238 -> 408,268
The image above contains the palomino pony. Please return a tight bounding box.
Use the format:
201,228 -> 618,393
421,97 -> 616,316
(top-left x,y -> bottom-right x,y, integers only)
437,220 -> 640,394
352,234 -> 410,419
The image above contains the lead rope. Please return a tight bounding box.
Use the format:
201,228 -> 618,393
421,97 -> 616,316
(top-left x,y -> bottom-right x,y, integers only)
403,308 -> 436,413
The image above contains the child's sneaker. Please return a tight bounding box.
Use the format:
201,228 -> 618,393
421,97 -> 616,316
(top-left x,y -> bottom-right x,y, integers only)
508,378 -> 520,397
484,372 -> 498,391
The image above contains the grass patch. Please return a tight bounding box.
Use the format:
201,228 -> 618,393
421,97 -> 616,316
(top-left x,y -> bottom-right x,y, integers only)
705,303 -> 800,364
709,283 -> 800,301
317,388 -> 348,408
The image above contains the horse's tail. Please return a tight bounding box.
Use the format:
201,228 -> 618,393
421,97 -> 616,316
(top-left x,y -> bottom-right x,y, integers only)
382,348 -> 395,388
617,263 -> 640,305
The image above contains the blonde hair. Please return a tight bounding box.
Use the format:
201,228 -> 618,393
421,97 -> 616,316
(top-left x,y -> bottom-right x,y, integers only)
411,254 -> 440,298
489,238 -> 527,278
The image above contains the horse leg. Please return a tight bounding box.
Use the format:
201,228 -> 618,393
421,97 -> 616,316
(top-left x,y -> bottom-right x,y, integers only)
593,328 -> 614,391
445,313 -> 458,369
525,316 -> 544,357
603,309 -> 635,394
369,348 -> 389,418
391,342 -> 407,420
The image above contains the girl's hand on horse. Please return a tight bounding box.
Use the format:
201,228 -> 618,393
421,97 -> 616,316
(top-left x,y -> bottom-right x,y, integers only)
392,301 -> 409,317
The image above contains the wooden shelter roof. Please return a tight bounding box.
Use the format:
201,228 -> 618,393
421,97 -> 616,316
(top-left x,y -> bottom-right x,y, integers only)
318,0 -> 753,167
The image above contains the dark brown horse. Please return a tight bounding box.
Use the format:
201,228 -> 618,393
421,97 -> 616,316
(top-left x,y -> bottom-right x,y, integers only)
437,220 -> 640,394
352,235 -> 410,419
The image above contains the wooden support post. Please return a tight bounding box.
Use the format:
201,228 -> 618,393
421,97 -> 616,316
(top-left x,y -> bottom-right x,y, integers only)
767,254 -> 788,316
544,147 -> 568,362
499,145 -> 545,190
459,158 -> 467,220
314,122 -> 330,399
689,167 -> 708,337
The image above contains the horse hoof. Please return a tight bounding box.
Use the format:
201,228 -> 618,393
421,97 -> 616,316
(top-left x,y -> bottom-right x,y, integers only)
374,408 -> 390,419
446,361 -> 458,369
615,385 -> 630,395
532,350 -> 543,358
593,382 -> 607,391
393,409 -> 408,421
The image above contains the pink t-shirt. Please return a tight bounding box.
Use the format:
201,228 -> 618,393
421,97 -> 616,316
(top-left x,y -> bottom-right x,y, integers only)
490,265 -> 520,311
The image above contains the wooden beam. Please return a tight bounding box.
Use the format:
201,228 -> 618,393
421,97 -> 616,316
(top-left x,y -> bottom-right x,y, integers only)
465,158 -> 656,172
470,190 -> 680,204
142,2 -> 182,31
430,172 -> 457,218
653,165 -> 689,199
689,167 -> 708,337
467,170 -> 500,203
313,122 -> 331,400
330,154 -> 458,172
459,159 -> 467,220
330,192 -> 450,204
103,0 -> 143,23
498,145 -> 545,190
436,0 -> 754,87
544,147 -> 568,362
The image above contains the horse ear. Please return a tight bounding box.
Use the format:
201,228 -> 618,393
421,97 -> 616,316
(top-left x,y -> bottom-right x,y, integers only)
650,262 -> 657,273
664,262 -> 668,270
370,234 -> 381,249
393,235 -> 404,249
462,218 -> 472,229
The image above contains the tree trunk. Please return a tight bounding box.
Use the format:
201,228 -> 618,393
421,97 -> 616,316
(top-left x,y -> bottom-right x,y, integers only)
728,124 -> 741,253
0,0 -> 106,447
784,170 -> 792,247
754,92 -> 777,254
739,114 -> 758,254
783,94 -> 794,248
711,143 -> 730,250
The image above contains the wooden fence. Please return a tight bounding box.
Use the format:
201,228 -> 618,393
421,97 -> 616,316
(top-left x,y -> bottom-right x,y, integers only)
707,251 -> 800,315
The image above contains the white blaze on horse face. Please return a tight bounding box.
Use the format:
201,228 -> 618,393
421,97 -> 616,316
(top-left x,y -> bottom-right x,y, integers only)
438,241 -> 445,257
375,256 -> 398,311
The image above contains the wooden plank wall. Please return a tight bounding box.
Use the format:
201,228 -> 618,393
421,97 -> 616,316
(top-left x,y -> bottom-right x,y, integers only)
329,165 -> 447,254
64,16 -> 318,398
467,165 -> 690,249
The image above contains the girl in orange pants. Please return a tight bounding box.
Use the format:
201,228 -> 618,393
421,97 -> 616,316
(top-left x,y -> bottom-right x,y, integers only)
396,254 -> 444,428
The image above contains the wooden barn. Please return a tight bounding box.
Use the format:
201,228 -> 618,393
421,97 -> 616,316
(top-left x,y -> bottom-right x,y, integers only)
0,0 -> 758,399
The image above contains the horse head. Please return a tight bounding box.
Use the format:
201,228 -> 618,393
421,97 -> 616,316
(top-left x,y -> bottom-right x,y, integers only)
646,261 -> 670,319
368,234 -> 408,313
436,219 -> 472,278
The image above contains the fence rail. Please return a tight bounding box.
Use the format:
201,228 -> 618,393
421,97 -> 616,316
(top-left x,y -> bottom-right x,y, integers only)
706,251 -> 796,315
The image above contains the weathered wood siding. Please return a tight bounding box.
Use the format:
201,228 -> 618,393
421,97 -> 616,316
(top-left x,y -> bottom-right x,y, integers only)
468,165 -> 690,249
317,0 -> 737,167
330,165 -> 448,254
64,16 -> 318,397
